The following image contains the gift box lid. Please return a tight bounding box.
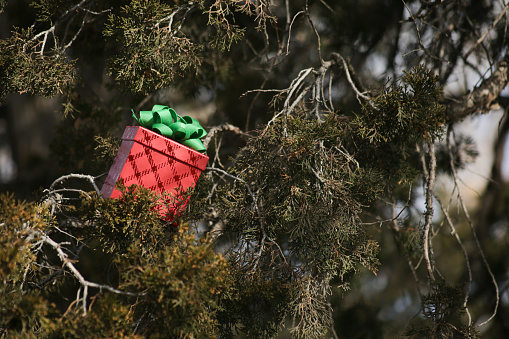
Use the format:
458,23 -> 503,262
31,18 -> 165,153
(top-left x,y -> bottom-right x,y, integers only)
123,126 -> 209,170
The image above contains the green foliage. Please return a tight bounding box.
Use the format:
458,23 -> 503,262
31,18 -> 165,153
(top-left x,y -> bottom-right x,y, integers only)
0,194 -> 54,338
94,134 -> 122,170
117,226 -> 231,338
30,0 -> 80,23
0,193 -> 50,280
48,294 -> 139,339
103,0 -> 260,94
221,113 -> 381,281
0,189 -> 231,338
50,99 -> 123,173
352,65 -> 446,184
76,184 -> 177,256
2,0 -> 507,337
103,0 -> 203,94
406,279 -> 480,339
0,27 -> 75,99
203,0 -> 248,52
217,260 -> 298,338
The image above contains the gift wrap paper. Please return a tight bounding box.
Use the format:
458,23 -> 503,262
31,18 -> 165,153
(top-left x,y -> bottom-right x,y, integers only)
101,126 -> 209,218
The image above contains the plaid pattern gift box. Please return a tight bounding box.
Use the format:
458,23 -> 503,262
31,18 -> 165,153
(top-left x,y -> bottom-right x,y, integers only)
100,126 -> 209,219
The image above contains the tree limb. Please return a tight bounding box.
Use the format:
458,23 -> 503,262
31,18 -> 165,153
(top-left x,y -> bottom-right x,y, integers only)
447,49 -> 509,122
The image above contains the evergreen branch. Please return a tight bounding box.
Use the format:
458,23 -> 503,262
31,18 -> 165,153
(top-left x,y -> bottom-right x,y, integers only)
206,166 -> 268,271
206,166 -> 256,207
154,3 -> 196,36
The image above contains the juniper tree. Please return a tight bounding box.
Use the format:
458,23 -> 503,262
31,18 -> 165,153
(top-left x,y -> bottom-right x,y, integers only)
1,0 -> 509,338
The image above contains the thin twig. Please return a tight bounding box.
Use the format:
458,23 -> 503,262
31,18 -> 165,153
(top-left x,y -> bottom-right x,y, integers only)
30,230 -> 142,316
305,0 -> 323,64
286,11 -> 305,55
446,128 -> 499,327
401,0 -> 443,62
202,123 -> 248,149
48,173 -> 100,194
434,193 -> 472,325
330,53 -> 371,103
464,4 -> 509,59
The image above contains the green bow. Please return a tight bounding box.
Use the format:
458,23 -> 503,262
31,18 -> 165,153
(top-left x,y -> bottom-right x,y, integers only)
132,104 -> 207,153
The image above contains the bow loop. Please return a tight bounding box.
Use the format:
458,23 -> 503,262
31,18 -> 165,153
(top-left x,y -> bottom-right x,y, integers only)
132,105 -> 207,153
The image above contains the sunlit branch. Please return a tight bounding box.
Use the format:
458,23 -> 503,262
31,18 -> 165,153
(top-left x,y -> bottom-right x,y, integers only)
48,173 -> 100,195
330,53 -> 371,104
420,139 -> 437,282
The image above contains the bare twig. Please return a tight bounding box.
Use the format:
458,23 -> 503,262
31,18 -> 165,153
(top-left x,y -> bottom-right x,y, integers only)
362,182 -> 412,226
202,123 -> 249,149
401,0 -> 443,62
30,230 -> 142,316
305,0 -> 323,63
206,167 -> 255,202
446,128 -> 499,327
464,4 -> 509,59
24,0 -> 107,55
330,53 -> 371,103
434,193 -> 472,325
286,11 -> 305,55
48,173 -> 100,195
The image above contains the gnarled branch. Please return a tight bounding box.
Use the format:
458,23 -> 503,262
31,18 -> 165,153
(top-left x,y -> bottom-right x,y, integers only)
447,50 -> 509,122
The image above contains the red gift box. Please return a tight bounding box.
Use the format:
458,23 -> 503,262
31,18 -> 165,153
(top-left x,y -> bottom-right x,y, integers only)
100,126 -> 209,219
